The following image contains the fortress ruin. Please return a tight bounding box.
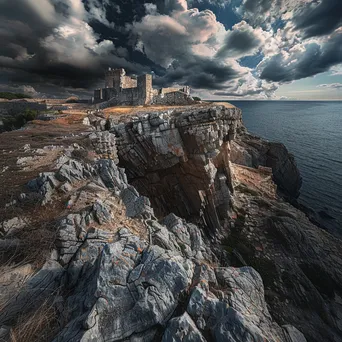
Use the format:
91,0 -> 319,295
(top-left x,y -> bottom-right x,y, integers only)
94,68 -> 194,107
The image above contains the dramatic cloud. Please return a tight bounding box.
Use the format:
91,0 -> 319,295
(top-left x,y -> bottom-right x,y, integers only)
0,0 -> 148,92
259,30 -> 342,82
154,57 -> 242,89
216,21 -> 269,58
235,0 -> 300,26
0,0 -> 341,98
213,72 -> 278,98
132,2 -> 242,90
293,0 -> 342,38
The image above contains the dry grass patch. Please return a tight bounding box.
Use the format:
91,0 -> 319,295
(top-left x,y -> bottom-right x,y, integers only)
10,298 -> 59,342
231,163 -> 277,199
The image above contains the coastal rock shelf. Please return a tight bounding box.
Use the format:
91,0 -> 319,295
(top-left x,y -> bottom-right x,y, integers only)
0,103 -> 341,342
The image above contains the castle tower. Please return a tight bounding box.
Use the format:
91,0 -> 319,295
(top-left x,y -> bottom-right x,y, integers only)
105,68 -> 125,90
137,74 -> 153,105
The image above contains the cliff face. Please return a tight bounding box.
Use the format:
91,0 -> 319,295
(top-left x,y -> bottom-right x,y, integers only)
0,103 -> 341,342
112,104 -> 243,237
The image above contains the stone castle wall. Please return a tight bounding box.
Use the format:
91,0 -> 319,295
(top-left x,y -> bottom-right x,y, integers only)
122,76 -> 137,89
97,74 -> 153,108
152,90 -> 194,106
95,68 -> 193,107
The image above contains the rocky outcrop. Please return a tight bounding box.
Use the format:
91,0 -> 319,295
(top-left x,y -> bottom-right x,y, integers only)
231,133 -> 302,199
229,188 -> 342,342
1,103 -> 341,342
113,104 -> 243,237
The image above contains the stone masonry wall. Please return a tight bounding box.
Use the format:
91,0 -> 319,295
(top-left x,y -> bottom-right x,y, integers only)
95,68 -> 192,106
152,91 -> 195,105
122,76 -> 137,89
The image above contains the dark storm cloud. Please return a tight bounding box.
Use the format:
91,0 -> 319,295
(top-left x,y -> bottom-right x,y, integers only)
260,31 -> 342,82
154,57 -> 240,89
1,0 -> 340,98
216,22 -> 262,58
293,0 -> 342,38
0,0 -> 153,95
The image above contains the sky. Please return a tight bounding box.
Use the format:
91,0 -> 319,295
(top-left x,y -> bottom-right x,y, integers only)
0,0 -> 341,100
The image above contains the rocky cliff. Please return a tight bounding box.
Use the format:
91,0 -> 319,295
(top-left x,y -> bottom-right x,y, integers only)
0,103 -> 341,342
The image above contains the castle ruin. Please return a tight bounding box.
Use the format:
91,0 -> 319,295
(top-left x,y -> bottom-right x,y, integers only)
94,68 -> 194,107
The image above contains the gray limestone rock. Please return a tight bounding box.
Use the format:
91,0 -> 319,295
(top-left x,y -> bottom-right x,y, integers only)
89,131 -> 118,161
162,313 -> 207,342
54,231 -> 193,342
92,200 -> 111,224
121,185 -> 154,219
113,105 -> 243,235
56,159 -> 96,184
55,211 -> 92,265
27,172 -> 60,204
283,325 -> 308,342
231,133 -> 302,199
186,266 -> 305,342
96,159 -> 127,193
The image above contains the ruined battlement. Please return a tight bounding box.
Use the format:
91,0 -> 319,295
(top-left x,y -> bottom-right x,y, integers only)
94,68 -> 194,107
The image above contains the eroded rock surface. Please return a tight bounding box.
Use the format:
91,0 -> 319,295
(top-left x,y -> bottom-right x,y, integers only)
231,133 -> 302,199
113,104 -> 243,237
1,103 -> 340,342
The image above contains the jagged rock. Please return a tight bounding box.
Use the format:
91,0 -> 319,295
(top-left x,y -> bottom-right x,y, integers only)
113,104 -> 242,235
230,194 -> 342,342
162,312 -> 207,342
27,172 -> 60,204
56,211 -> 91,265
92,200 -> 111,224
187,266 -> 303,342
283,325 -> 307,342
1,216 -> 27,236
54,230 -> 193,341
161,214 -> 205,259
89,131 -> 118,161
121,185 -> 154,219
2,103 -> 336,342
231,133 -> 302,199
96,159 -> 128,193
56,159 -> 95,184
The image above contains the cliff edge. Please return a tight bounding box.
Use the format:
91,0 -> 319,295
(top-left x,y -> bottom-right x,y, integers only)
0,103 -> 341,342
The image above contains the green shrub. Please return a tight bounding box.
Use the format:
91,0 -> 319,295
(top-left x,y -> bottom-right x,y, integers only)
193,96 -> 201,101
0,92 -> 32,100
2,109 -> 37,131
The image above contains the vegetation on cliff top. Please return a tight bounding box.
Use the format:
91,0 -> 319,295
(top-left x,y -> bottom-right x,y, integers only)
0,92 -> 32,100
2,109 -> 37,131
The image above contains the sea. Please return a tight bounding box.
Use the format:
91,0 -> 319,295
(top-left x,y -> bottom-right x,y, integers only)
229,101 -> 342,237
